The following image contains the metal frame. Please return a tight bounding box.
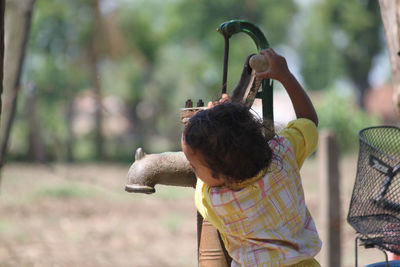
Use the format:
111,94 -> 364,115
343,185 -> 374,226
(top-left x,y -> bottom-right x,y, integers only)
355,236 -> 389,267
216,20 -> 274,121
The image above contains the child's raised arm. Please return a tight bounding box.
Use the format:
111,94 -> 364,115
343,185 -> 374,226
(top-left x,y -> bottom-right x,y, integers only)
256,49 -> 318,126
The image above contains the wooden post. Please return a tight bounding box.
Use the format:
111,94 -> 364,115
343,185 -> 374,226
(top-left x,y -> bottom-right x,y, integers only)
318,130 -> 341,267
198,219 -> 229,267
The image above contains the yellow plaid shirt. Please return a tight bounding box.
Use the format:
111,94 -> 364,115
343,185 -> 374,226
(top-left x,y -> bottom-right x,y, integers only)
195,118 -> 322,266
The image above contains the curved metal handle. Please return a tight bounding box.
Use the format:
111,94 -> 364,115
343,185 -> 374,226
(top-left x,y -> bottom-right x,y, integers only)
217,20 -> 269,50
217,20 -> 274,121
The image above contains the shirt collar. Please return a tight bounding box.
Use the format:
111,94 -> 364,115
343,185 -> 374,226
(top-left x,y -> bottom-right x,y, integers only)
226,167 -> 268,191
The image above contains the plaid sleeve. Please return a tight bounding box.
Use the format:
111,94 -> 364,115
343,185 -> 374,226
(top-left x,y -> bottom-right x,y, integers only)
279,118 -> 318,168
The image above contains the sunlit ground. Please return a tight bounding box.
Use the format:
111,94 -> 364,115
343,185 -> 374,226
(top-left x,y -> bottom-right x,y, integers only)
0,155 -> 390,266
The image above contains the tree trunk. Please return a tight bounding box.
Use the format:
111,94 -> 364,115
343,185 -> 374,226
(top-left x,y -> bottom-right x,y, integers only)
87,0 -> 105,160
0,0 -> 35,179
379,0 -> 400,118
87,45 -> 104,160
0,0 -> 5,123
65,98 -> 75,162
26,83 -> 46,162
354,78 -> 370,110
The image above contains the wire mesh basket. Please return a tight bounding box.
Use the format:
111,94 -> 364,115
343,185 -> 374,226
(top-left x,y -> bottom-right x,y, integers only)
347,126 -> 400,254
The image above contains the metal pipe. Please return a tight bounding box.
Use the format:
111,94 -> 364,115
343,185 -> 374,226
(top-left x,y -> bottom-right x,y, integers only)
221,34 -> 229,95
125,147 -> 196,194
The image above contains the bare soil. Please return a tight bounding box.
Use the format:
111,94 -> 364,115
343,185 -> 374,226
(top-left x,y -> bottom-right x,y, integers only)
0,156 -> 389,266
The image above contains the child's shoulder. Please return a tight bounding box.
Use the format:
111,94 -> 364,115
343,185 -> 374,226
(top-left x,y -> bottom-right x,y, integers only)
275,118 -> 317,134
273,119 -> 317,147
273,118 -> 318,168
268,133 -> 291,152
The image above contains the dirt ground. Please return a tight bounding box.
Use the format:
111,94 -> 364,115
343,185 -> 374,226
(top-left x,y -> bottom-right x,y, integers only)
0,155 -> 390,267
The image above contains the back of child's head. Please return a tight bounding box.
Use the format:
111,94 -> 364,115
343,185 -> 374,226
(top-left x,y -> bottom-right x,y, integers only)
183,102 -> 274,185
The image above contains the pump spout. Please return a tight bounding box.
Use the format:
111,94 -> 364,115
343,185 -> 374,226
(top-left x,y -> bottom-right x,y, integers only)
125,148 -> 196,194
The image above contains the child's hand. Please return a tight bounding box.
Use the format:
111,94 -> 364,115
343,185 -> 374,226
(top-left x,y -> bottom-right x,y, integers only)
255,48 -> 291,82
207,93 -> 230,108
256,48 -> 318,126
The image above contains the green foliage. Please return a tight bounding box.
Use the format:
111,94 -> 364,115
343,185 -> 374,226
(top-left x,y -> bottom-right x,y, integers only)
7,116 -> 29,160
35,184 -> 96,199
118,2 -> 164,63
299,0 -> 384,96
316,89 -> 380,154
156,185 -> 194,200
30,0 -> 94,57
11,0 -> 388,162
298,14 -> 344,91
29,56 -> 88,99
74,134 -> 97,161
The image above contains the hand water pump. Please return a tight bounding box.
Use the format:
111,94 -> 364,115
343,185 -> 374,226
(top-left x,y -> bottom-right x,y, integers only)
125,20 -> 273,266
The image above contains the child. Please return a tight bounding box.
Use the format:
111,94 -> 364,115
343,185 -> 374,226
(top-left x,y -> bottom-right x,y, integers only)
181,48 -> 321,266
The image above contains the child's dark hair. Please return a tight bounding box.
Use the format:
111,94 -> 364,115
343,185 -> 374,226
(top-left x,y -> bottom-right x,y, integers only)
183,102 -> 274,184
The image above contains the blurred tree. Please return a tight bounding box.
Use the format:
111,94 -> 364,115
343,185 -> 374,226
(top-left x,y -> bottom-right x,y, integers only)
316,89 -> 380,153
169,0 -> 297,94
86,0 -> 105,160
116,2 -> 164,150
27,0 -> 90,161
0,0 -> 35,177
25,82 -> 46,162
13,0 -> 307,161
0,0 -> 4,122
379,0 -> 400,118
112,0 -> 298,152
26,0 -> 119,161
299,0 -> 384,109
